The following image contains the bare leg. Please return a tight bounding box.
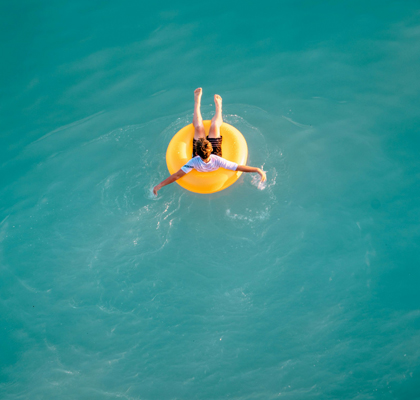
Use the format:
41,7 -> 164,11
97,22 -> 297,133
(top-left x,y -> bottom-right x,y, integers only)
193,88 -> 205,140
208,94 -> 223,138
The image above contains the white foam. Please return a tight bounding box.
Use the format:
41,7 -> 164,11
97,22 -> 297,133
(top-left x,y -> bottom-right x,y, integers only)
251,170 -> 267,190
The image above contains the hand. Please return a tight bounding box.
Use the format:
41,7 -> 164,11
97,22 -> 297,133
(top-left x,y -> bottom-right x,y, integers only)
153,185 -> 160,196
258,169 -> 267,182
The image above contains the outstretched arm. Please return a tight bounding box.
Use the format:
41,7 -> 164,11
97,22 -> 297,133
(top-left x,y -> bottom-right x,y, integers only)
153,169 -> 186,196
236,165 -> 266,182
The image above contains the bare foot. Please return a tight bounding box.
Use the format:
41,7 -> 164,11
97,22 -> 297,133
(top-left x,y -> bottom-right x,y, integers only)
194,88 -> 202,103
214,94 -> 222,111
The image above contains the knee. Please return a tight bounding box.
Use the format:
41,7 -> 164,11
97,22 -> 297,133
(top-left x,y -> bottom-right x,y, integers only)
210,119 -> 221,129
194,125 -> 205,135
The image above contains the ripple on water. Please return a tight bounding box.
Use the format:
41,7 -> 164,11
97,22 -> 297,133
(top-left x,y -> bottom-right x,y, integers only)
0,105 -> 291,398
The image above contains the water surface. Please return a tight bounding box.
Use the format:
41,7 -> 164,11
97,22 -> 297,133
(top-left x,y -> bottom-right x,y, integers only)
1,1 -> 420,399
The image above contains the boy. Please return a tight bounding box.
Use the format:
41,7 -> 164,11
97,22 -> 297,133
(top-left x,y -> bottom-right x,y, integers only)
153,88 -> 266,196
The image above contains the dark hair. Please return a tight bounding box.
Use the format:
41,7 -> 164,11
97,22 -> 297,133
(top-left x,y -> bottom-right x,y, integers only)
195,138 -> 213,159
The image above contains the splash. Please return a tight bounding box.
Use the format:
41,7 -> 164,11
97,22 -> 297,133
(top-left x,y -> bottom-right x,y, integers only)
225,208 -> 270,223
147,187 -> 159,201
251,171 -> 267,191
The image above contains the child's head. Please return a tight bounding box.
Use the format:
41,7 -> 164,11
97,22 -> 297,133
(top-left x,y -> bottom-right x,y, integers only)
195,138 -> 213,159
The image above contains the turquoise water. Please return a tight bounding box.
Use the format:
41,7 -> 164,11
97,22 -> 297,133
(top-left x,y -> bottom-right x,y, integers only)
1,1 -> 420,398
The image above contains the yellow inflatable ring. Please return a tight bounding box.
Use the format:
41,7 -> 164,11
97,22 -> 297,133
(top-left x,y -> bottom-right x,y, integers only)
166,120 -> 248,194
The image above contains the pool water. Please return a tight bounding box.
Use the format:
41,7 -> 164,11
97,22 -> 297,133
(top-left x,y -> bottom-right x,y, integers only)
1,1 -> 420,399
